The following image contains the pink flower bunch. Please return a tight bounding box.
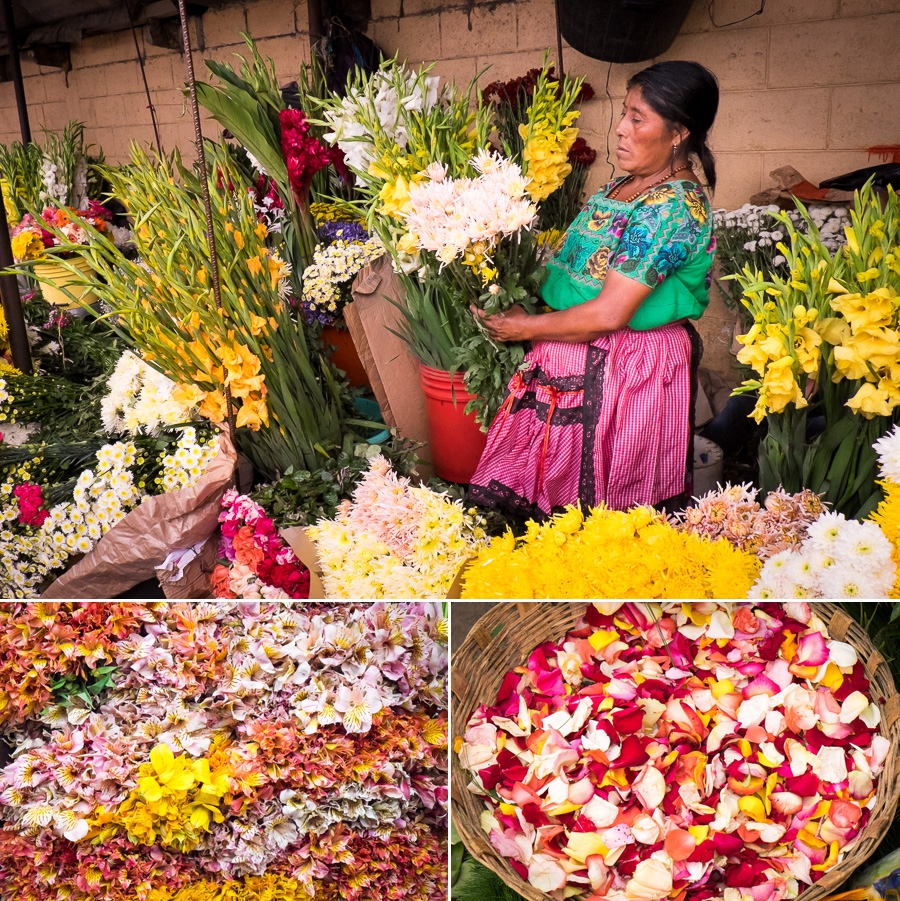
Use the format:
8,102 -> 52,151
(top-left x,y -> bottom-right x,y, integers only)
13,483 -> 49,527
459,602 -> 888,901
271,821 -> 447,901
676,484 -> 827,559
212,489 -> 310,599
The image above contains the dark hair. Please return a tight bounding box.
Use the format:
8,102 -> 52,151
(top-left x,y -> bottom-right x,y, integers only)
627,61 -> 719,193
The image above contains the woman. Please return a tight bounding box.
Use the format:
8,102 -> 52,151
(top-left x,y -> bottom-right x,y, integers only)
468,60 -> 719,518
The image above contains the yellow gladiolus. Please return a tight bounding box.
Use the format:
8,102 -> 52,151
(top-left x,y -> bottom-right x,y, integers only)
762,356 -> 806,415
736,341 -> 770,376
847,382 -> 893,418
199,390 -> 229,423
794,326 -> 822,375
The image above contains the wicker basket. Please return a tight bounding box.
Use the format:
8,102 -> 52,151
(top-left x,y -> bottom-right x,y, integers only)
451,602 -> 900,901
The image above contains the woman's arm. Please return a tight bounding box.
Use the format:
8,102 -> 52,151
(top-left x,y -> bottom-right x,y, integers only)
475,269 -> 653,344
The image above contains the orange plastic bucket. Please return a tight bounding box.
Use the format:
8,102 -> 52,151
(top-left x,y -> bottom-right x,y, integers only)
322,324 -> 371,389
418,363 -> 487,484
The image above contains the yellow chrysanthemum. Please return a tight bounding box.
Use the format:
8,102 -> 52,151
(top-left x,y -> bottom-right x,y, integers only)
461,505 -> 760,598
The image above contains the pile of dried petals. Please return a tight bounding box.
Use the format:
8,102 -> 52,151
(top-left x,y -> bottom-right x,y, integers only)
458,601 -> 888,901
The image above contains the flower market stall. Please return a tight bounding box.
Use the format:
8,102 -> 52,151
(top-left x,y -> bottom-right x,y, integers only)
452,602 -> 900,901
2,8 -> 900,599
0,601 -> 448,901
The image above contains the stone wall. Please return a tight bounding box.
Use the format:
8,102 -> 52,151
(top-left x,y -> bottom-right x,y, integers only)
2,0 -> 898,375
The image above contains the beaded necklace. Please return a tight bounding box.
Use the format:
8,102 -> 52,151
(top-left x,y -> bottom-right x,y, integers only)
608,164 -> 694,203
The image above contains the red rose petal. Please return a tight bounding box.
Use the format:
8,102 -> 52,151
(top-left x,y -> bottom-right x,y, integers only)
614,734 -> 650,768
612,707 -> 645,734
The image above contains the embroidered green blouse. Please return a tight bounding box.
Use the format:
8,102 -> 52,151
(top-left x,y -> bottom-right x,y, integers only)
542,178 -> 715,331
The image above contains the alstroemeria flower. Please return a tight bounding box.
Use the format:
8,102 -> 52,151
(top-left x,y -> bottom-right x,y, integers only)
334,682 -> 384,733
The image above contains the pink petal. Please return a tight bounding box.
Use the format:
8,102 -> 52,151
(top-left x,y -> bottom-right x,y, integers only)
770,792 -> 803,815
796,632 -> 829,666
764,658 -> 794,690
744,674 -> 781,698
783,602 -> 812,624
568,777 -> 596,805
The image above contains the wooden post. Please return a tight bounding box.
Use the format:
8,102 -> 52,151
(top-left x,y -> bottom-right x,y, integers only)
0,196 -> 33,374
0,0 -> 31,143
0,0 -> 33,373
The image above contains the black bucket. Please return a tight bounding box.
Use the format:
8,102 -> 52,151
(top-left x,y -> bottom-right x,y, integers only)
558,0 -> 696,64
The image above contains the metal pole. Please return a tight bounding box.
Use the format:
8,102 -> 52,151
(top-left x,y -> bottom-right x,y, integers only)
307,0 -> 324,55
0,0 -> 31,143
0,197 -> 33,374
175,0 -> 237,447
553,0 -> 565,79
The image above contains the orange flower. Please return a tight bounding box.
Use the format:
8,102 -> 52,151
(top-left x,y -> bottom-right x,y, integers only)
233,525 -> 264,570
210,565 -> 234,597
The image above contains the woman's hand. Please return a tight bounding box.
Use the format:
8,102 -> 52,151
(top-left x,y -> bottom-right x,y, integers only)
471,304 -> 532,343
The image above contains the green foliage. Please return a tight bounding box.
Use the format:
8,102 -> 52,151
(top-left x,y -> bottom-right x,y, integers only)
250,438 -> 421,527
0,141 -> 43,220
454,230 -> 547,427
0,371 -> 112,443
389,270 -> 476,372
452,850 -> 528,901
48,664 -> 118,711
24,295 -> 126,385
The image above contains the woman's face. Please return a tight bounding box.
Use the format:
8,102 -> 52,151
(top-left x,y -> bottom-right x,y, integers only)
615,87 -> 685,177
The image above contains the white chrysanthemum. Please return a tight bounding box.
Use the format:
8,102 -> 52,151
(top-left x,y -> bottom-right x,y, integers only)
873,425 -> 900,483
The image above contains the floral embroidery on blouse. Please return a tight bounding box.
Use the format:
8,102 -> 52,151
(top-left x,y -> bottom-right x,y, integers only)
547,178 -> 713,290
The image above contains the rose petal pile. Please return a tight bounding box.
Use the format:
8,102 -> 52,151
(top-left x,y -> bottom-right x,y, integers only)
458,602 -> 888,901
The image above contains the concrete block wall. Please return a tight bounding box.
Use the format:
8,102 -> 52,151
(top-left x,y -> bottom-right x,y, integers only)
1,0 -> 898,374
0,2 -> 312,163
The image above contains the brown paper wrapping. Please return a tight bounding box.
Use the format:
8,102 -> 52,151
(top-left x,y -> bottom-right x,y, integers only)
158,535 -> 220,600
41,434 -> 238,599
749,165 -> 853,206
280,526 -> 326,599
347,256 -> 433,478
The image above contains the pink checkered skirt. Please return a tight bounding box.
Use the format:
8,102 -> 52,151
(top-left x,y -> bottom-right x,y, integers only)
468,323 -> 693,516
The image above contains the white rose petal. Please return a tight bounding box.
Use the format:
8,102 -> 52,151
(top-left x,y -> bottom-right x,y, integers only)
582,795 -> 620,828
828,640 -> 858,669
839,691 -> 870,724
818,746 -> 848,783
706,610 -> 735,639
860,704 -> 881,728
737,694 -> 770,729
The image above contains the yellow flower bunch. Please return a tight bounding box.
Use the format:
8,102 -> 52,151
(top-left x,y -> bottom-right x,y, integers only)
10,230 -> 45,262
40,143 -> 347,479
734,184 -> 900,422
815,185 -> 900,418
461,239 -> 498,284
93,743 -> 234,853
1,179 -> 18,227
309,201 -> 365,226
147,874 -> 315,901
871,479 -> 900,598
730,205 -> 842,424
461,505 -> 760,598
734,294 -> 824,424
517,65 -> 583,202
